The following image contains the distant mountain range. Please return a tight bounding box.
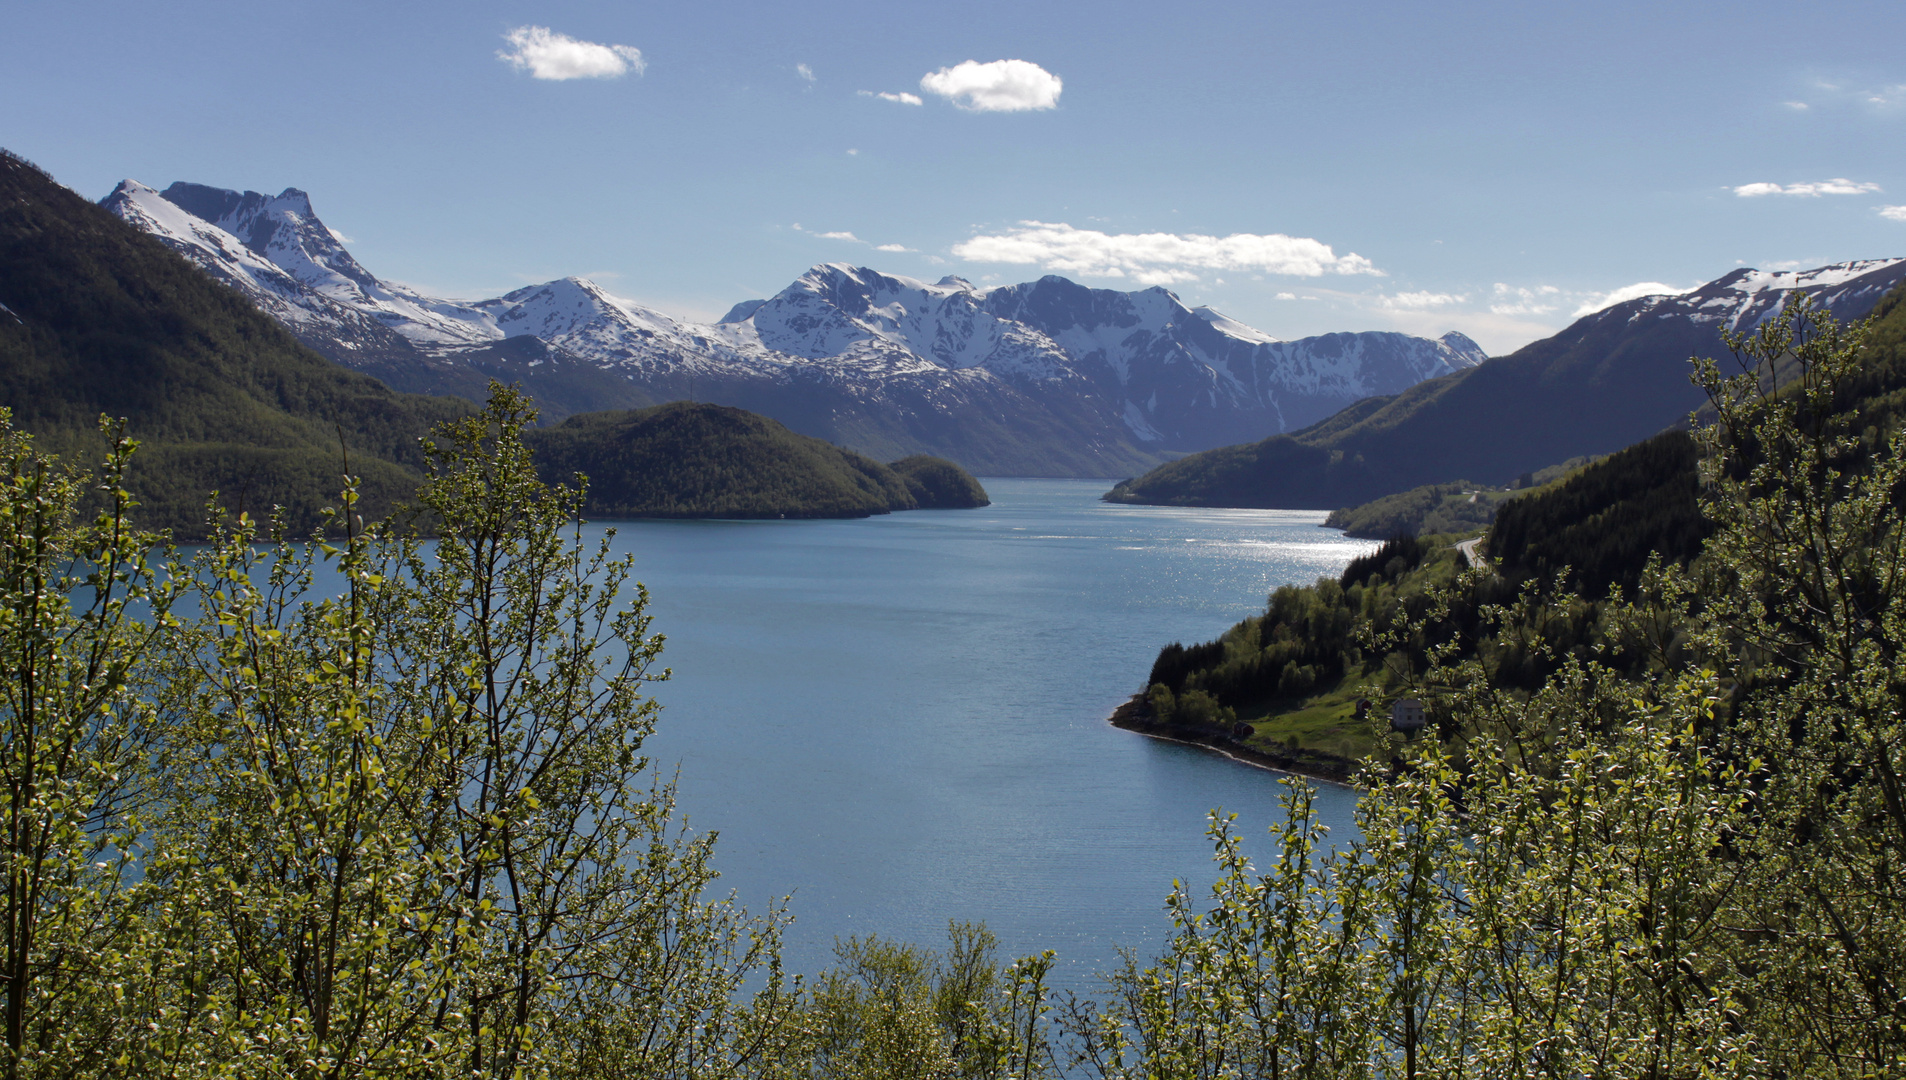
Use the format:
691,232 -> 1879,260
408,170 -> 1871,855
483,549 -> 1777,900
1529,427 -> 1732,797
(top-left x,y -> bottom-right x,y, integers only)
1106,258 -> 1906,509
103,179 -> 1484,476
0,150 -> 999,536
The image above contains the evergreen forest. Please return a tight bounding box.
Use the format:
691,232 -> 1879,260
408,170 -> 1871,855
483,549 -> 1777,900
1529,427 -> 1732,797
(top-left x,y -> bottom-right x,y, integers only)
527,402 -> 987,519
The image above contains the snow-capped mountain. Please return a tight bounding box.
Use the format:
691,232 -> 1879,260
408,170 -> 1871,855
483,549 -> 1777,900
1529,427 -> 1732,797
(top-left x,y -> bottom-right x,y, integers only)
104,179 -> 1484,473
1602,259 -> 1906,332
150,181 -> 500,346
719,265 -> 1485,444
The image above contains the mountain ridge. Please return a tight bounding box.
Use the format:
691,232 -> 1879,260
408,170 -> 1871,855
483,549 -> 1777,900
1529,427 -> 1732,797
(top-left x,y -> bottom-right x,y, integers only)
104,178 -> 1484,475
1105,257 -> 1906,509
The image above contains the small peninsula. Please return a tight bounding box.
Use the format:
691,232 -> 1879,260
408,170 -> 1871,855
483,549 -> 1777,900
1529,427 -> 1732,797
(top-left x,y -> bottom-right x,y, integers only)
526,401 -> 988,519
1117,426 -> 1713,783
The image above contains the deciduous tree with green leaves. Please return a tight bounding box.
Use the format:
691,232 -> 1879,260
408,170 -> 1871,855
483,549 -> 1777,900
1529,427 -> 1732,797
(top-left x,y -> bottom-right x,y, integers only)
0,412 -> 178,1079
115,386 -> 795,1078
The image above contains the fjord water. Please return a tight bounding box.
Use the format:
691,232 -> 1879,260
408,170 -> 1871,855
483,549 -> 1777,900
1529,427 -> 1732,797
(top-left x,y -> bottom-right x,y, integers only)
613,478 -> 1375,987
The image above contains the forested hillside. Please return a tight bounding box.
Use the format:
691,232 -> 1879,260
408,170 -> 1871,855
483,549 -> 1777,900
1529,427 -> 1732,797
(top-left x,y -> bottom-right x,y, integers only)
1321,454 -> 1589,539
889,454 -> 991,508
0,149 -> 472,535
1489,428 -> 1706,596
527,401 -> 988,519
1128,283 -> 1906,770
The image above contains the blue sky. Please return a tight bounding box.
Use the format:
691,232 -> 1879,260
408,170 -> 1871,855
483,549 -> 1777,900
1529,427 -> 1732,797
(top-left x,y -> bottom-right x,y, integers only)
5,0 -> 1902,354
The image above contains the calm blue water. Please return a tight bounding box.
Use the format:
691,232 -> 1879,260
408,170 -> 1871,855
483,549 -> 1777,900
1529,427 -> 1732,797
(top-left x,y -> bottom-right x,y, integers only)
605,478 -> 1375,987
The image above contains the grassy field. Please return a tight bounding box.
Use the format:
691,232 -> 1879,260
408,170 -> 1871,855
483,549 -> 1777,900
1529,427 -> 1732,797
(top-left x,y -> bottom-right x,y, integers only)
1236,671 -> 1384,764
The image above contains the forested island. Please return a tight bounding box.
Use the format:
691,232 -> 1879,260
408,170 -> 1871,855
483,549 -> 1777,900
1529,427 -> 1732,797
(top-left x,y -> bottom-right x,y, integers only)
527,402 -> 987,519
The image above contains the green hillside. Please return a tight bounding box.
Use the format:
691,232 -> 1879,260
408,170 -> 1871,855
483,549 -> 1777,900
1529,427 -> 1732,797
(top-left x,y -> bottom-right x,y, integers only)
1127,435 -> 1710,771
1488,429 -> 1706,597
889,454 -> 990,508
1321,456 -> 1590,540
0,148 -> 471,536
527,401 -> 988,519
1125,289 -> 1906,771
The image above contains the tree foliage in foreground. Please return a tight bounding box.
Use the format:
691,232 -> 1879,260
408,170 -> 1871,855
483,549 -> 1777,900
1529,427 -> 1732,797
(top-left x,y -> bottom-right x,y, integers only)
7,296 -> 1906,1077
0,385 -> 1051,1080
1067,294 -> 1906,1077
0,389 -> 805,1078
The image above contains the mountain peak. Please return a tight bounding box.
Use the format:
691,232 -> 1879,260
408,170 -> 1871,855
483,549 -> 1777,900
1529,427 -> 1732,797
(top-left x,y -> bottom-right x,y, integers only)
1438,331 -> 1488,365
158,181 -> 261,232
106,178 -> 159,200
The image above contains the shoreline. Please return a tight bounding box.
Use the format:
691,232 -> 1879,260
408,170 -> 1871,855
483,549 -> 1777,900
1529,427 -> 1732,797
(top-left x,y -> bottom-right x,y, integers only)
1107,695 -> 1363,789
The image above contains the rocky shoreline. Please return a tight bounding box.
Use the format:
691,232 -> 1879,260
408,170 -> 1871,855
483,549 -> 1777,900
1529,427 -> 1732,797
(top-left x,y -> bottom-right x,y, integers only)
1107,695 -> 1363,787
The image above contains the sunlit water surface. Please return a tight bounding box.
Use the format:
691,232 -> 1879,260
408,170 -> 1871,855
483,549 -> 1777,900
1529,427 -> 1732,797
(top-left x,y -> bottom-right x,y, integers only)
603,478 -> 1377,989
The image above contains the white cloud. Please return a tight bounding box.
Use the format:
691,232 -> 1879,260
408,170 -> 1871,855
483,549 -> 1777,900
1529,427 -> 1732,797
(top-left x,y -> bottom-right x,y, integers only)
794,224 -> 915,251
1276,292 -> 1298,300
859,89 -> 923,106
1787,79 -> 1906,113
1784,101 -> 1810,111
1733,178 -> 1882,197
1882,206 -> 1906,222
498,26 -> 644,80
1382,291 -> 1466,310
1489,283 -> 1561,316
797,63 -> 815,83
919,60 -> 1062,112
951,221 -> 1380,284
1571,281 -> 1689,317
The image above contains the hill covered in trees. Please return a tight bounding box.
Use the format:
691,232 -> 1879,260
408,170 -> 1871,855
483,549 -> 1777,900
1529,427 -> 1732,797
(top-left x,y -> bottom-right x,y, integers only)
1321,454 -> 1591,539
888,453 -> 991,509
1126,283 -> 1906,773
0,149 -> 471,536
527,402 -> 988,519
